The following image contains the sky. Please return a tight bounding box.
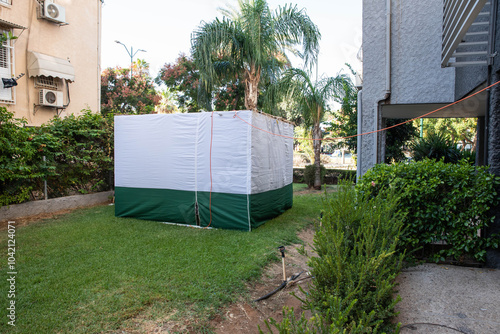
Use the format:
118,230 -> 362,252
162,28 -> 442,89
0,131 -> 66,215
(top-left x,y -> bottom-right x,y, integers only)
101,0 -> 362,81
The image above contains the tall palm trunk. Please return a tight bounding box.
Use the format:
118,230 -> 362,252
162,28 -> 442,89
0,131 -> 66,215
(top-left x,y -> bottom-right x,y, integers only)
244,66 -> 261,111
312,121 -> 322,190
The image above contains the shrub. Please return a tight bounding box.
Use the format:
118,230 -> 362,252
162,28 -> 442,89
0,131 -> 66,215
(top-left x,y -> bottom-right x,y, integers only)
37,111 -> 114,197
0,109 -> 114,205
303,164 -> 326,188
0,108 -> 39,205
293,168 -> 356,185
411,132 -> 461,163
262,184 -> 405,333
356,159 -> 500,262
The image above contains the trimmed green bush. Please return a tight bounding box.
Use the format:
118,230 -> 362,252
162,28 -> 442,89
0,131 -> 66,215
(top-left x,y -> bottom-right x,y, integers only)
0,108 -> 114,205
296,167 -> 355,186
262,184 -> 405,333
356,159 -> 500,262
37,111 -> 114,197
0,108 -> 40,205
303,164 -> 326,188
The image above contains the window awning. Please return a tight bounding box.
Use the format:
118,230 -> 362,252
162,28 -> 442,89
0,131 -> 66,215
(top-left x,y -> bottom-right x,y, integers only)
0,18 -> 26,30
27,51 -> 75,82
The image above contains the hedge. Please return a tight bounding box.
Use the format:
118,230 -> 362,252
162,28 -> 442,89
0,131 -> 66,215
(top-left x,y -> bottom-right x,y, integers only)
356,159 -> 500,263
0,107 -> 113,206
293,167 -> 356,185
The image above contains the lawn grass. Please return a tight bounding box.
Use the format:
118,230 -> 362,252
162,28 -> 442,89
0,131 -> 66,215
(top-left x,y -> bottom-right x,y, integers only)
0,187 -> 323,333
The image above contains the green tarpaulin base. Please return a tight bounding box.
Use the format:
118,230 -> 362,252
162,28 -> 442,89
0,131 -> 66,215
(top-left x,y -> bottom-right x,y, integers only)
115,184 -> 293,231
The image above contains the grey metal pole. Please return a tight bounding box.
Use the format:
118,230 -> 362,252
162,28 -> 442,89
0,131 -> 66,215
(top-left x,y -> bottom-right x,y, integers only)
43,156 -> 48,200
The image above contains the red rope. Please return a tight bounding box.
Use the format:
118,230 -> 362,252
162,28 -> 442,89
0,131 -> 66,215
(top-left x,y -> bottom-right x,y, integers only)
206,111 -> 214,228
233,79 -> 500,141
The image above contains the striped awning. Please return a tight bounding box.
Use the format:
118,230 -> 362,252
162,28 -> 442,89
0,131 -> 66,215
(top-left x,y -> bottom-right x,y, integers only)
0,18 -> 26,30
27,51 -> 75,82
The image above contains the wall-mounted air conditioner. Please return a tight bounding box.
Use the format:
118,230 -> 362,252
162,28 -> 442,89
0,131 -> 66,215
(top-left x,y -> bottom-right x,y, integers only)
39,89 -> 63,108
42,1 -> 66,24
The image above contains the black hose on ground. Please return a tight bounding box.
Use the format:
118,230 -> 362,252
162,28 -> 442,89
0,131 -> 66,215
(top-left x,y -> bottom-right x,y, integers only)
253,271 -> 305,302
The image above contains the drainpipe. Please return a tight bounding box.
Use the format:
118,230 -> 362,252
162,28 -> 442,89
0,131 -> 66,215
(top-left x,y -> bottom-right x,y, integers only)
356,89 -> 363,181
97,0 -> 103,114
485,0 -> 497,165
374,0 -> 392,165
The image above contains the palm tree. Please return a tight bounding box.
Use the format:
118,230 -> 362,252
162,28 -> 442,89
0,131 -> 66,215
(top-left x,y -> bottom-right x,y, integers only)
264,68 -> 347,190
191,0 -> 320,111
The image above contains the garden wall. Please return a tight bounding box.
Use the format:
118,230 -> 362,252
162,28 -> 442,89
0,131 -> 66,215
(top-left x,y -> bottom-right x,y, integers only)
0,191 -> 114,222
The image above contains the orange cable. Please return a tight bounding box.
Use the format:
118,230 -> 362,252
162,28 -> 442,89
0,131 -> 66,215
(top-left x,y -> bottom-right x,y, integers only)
233,79 -> 500,141
206,110 -> 214,229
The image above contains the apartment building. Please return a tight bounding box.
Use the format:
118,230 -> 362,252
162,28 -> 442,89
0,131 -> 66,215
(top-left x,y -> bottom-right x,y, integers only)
0,0 -> 102,125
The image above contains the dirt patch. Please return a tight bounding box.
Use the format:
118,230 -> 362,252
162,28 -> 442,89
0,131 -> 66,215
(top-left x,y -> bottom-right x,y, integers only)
210,228 -> 316,334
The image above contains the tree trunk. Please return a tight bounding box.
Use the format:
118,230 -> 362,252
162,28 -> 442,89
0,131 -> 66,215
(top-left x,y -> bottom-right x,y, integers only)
244,66 -> 261,111
313,122 -> 322,190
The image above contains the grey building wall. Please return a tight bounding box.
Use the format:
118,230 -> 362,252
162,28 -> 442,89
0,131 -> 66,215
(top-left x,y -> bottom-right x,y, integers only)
360,0 -> 455,175
390,0 -> 455,104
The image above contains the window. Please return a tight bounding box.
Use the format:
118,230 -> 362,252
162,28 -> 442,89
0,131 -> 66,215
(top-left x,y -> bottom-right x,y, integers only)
0,29 -> 15,103
0,0 -> 12,7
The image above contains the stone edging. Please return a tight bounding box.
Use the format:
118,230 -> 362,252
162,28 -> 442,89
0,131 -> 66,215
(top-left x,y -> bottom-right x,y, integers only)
0,191 -> 114,222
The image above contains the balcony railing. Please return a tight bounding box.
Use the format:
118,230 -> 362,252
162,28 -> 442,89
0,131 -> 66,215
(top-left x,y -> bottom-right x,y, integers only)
442,0 -> 491,67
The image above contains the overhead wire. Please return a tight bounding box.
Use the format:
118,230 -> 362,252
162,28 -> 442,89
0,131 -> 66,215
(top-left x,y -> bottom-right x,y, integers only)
233,79 -> 500,141
205,80 -> 500,229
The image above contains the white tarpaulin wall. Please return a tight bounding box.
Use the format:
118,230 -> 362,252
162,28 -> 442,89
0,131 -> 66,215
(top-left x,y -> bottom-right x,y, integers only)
114,110 -> 293,231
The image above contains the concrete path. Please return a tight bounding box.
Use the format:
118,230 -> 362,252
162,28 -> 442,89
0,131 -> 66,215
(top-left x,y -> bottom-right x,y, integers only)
395,263 -> 500,334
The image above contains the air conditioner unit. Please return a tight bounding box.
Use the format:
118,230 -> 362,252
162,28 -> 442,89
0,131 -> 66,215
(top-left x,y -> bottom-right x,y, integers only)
39,89 -> 64,108
42,1 -> 66,24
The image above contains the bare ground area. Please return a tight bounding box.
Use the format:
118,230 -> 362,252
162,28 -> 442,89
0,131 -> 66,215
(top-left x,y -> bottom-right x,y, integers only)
210,228 -> 316,334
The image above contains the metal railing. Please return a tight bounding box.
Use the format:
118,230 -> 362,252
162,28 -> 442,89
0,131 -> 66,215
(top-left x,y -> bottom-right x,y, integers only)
442,0 -> 489,67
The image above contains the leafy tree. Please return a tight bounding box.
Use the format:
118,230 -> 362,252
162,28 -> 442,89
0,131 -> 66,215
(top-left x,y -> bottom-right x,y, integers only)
213,81 -> 246,111
420,118 -> 477,151
264,68 -> 346,189
156,54 -> 203,112
155,88 -> 180,114
326,70 -> 358,152
191,0 -> 320,111
156,53 -> 247,112
101,59 -> 160,116
385,119 -> 418,163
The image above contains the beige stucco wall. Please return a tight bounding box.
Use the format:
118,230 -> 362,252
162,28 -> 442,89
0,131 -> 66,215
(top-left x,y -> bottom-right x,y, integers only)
0,0 -> 102,126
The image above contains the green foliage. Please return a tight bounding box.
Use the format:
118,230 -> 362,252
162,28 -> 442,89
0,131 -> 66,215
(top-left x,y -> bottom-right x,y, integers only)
0,108 -> 114,205
101,60 -> 160,116
192,0 -> 320,110
418,118 -> 477,151
385,119 -> 418,163
303,164 -> 326,188
156,53 -> 205,112
0,108 -> 39,205
356,160 -> 500,262
411,132 -> 462,163
262,184 -> 405,333
327,65 -> 358,153
261,301 -> 389,334
294,168 -> 356,185
36,111 -> 114,197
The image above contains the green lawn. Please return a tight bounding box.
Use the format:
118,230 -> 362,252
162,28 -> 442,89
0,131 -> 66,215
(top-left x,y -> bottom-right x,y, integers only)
0,186 -> 323,333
